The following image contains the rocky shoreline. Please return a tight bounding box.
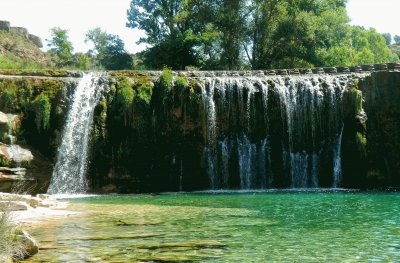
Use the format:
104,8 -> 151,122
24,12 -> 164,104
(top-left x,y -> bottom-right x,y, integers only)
0,192 -> 76,261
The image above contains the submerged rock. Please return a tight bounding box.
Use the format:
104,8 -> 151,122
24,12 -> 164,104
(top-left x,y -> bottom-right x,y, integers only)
0,201 -> 29,211
14,231 -> 39,260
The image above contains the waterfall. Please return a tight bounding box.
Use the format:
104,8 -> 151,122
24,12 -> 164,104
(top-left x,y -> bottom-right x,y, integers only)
48,73 -> 108,194
333,124 -> 344,188
199,75 -> 350,190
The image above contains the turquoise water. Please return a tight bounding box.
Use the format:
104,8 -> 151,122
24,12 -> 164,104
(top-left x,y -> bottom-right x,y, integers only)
26,191 -> 400,262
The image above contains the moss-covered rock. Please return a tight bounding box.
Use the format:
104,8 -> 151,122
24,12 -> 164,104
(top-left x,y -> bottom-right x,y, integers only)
360,71 -> 400,188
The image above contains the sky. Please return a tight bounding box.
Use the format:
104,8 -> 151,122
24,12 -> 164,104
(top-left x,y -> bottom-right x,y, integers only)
0,0 -> 399,54
347,0 -> 400,42
0,0 -> 146,53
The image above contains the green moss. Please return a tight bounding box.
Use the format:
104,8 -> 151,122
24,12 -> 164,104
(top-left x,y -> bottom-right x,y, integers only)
115,76 -> 135,125
0,69 -> 71,77
109,70 -> 150,78
0,132 -> 9,144
93,99 -> 108,140
175,74 -> 188,93
159,67 -> 173,93
137,84 -> 152,105
356,131 -> 367,157
343,84 -> 363,119
0,89 -> 17,111
187,79 -> 202,102
31,94 -> 51,132
0,155 -> 12,167
0,78 -> 63,113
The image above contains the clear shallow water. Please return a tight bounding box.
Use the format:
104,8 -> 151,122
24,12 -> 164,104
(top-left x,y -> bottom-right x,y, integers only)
25,191 -> 400,262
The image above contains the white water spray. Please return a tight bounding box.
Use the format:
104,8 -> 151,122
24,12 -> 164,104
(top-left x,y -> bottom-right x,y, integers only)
48,73 -> 108,194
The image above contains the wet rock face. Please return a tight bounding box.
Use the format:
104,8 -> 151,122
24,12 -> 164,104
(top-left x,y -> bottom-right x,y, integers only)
360,71 -> 400,187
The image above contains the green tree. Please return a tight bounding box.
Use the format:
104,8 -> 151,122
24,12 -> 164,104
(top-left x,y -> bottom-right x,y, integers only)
382,33 -> 392,46
47,27 -> 74,67
126,0 -> 396,69
350,26 -> 392,64
247,0 -> 351,69
85,28 -> 133,70
126,0 -> 219,69
394,35 -> 400,45
74,53 -> 90,70
218,0 -> 246,69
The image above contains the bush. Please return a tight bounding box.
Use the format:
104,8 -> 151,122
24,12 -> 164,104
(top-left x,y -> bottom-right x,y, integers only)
0,89 -> 17,111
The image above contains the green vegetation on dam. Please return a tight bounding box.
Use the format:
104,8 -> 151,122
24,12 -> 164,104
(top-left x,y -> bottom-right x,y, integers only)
0,67 -> 399,193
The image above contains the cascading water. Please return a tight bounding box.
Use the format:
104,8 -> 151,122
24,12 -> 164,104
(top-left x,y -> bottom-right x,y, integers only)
332,124 -> 344,188
199,74 -> 351,189
48,73 -> 108,194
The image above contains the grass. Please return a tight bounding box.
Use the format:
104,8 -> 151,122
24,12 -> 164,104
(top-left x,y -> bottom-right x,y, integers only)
0,208 -> 25,260
0,30 -> 52,70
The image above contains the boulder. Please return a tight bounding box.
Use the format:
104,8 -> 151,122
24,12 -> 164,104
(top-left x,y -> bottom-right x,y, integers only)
0,143 -> 34,165
28,34 -> 43,48
27,197 -> 42,208
0,168 -> 33,192
36,194 -> 51,200
0,193 -> 62,209
0,20 -> 10,31
0,201 -> 29,211
15,231 -> 39,260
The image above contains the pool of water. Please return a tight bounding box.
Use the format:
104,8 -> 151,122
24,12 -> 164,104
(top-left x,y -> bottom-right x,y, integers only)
25,191 -> 400,262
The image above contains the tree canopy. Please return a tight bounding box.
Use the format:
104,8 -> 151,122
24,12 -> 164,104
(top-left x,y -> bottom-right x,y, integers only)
127,0 -> 399,70
86,28 -> 133,70
47,27 -> 74,67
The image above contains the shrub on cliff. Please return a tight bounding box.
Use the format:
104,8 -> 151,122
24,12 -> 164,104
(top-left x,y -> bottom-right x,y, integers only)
159,67 -> 173,93
114,77 -> 134,126
175,74 -> 188,94
137,84 -> 152,105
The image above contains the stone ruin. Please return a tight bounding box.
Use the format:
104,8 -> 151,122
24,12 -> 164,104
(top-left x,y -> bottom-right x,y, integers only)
0,20 -> 43,48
